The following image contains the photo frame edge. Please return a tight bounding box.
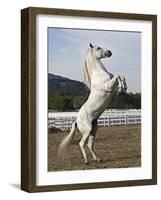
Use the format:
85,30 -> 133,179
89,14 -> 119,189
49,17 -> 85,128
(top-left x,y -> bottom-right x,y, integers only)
21,7 -> 157,193
152,15 -> 157,185
21,7 -> 37,192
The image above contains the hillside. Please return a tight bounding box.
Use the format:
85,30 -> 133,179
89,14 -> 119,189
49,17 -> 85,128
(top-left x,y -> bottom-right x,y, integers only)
48,73 -> 141,111
48,73 -> 89,96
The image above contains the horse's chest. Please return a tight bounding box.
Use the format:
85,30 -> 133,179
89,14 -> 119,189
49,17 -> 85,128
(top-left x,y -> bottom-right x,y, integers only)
100,92 -> 112,108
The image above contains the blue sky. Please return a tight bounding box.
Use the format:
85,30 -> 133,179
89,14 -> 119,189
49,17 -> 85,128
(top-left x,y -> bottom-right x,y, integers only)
48,28 -> 141,93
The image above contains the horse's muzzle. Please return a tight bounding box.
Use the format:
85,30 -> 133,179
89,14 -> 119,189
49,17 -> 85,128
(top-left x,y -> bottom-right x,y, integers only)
105,50 -> 112,57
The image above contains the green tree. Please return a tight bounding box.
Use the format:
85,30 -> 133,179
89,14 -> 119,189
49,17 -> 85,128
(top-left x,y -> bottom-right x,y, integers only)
48,92 -> 141,111
63,96 -> 74,111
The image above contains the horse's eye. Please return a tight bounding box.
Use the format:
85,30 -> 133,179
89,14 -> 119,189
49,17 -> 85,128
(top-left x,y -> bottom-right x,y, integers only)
97,47 -> 100,50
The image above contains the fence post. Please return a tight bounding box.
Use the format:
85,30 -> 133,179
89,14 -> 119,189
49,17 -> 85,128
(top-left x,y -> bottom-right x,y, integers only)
108,116 -> 110,126
125,114 -> 128,125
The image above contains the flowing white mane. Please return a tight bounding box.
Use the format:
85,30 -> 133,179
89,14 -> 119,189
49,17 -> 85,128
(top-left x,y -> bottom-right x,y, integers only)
84,60 -> 91,89
83,48 -> 92,89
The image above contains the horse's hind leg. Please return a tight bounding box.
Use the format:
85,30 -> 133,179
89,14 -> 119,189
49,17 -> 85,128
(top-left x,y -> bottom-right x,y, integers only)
87,120 -> 100,162
79,132 -> 90,164
77,114 -> 92,164
87,135 -> 100,162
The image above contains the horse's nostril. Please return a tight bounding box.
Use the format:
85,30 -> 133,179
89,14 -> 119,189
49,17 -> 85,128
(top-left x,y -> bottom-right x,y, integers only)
109,51 -> 112,56
107,50 -> 112,57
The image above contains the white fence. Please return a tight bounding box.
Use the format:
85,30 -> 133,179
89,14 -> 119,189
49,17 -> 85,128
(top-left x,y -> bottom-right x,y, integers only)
48,109 -> 141,130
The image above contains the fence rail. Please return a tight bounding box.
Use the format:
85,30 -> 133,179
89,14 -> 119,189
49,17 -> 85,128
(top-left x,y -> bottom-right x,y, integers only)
48,109 -> 141,130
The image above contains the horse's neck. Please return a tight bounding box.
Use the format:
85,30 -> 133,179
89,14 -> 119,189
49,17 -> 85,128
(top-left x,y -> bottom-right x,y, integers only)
96,60 -> 108,74
86,54 -> 108,78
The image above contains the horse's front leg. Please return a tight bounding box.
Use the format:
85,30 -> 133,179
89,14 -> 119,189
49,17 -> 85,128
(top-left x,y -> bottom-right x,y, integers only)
105,74 -> 120,92
119,75 -> 128,92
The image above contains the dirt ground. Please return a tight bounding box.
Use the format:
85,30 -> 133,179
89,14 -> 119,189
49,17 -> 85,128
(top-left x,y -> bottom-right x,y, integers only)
48,125 -> 141,171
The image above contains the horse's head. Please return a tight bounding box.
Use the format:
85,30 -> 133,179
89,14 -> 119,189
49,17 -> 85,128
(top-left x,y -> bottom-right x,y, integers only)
89,43 -> 112,59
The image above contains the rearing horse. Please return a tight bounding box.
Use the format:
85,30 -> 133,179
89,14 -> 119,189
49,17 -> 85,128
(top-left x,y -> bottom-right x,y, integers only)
58,43 -> 127,164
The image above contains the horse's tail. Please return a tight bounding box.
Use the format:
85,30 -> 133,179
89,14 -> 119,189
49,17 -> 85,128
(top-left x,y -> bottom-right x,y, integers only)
58,121 -> 77,160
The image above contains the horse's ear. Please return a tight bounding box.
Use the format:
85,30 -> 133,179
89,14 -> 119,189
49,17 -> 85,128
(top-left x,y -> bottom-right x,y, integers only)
89,43 -> 93,48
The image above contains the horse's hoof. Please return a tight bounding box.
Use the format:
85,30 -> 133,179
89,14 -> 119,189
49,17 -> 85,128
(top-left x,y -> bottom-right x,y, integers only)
95,158 -> 101,162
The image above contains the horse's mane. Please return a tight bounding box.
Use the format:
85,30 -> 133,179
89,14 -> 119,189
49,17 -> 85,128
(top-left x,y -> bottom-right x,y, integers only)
83,49 -> 92,89
84,60 -> 91,89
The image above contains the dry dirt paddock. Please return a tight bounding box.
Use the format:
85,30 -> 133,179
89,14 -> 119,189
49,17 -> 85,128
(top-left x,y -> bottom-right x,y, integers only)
48,125 -> 141,171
